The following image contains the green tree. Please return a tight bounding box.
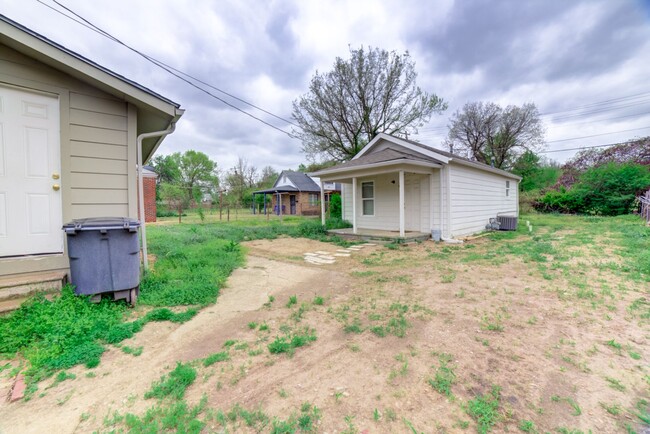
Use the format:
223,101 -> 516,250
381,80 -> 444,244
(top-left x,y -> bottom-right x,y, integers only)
293,46 -> 447,162
178,150 -> 218,204
511,151 -> 561,192
150,154 -> 181,184
159,183 -> 186,223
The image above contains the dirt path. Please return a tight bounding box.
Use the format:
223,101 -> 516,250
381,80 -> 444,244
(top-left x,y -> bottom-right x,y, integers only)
0,254 -> 341,434
1,235 -> 647,433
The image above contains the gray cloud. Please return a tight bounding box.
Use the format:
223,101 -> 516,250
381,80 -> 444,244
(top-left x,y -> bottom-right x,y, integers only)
3,0 -> 650,168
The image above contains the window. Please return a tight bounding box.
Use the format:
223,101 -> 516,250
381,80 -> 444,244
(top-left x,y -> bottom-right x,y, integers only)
506,180 -> 510,197
361,181 -> 374,216
309,193 -> 319,206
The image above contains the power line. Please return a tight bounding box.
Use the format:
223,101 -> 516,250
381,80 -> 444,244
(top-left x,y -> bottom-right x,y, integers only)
546,125 -> 650,143
538,141 -> 628,154
38,0 -> 298,138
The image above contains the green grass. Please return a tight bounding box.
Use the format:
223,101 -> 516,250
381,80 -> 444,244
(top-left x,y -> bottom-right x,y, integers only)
466,385 -> 501,434
144,362 -> 197,400
428,353 -> 456,397
203,351 -> 229,366
518,419 -> 537,432
1,218 -> 340,387
122,345 -> 143,356
268,328 -> 317,355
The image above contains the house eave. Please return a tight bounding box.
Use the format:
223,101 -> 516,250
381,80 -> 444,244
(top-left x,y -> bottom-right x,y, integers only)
450,158 -> 522,180
0,14 -> 180,117
354,133 -> 451,164
311,159 -> 442,179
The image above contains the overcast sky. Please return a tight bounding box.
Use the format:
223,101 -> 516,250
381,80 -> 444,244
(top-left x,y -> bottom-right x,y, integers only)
3,0 -> 650,173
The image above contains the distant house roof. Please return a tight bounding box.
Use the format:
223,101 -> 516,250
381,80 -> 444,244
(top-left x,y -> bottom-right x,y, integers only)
253,170 -> 322,195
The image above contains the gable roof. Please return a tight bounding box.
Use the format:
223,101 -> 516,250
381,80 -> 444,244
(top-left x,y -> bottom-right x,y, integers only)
333,133 -> 520,180
0,14 -> 184,162
274,171 -> 320,191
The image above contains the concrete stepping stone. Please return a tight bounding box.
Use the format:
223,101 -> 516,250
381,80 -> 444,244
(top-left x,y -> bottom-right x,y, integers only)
304,252 -> 319,257
314,250 -> 331,255
316,255 -> 335,260
336,249 -> 351,253
334,253 -> 350,257
305,257 -> 335,265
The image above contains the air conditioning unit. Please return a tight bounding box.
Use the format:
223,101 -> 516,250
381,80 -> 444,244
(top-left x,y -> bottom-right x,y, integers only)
497,215 -> 518,231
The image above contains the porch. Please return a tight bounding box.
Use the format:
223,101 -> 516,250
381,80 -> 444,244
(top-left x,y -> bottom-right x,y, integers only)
327,227 -> 431,243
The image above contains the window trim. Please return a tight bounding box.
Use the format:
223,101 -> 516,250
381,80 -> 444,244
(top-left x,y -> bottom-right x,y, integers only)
506,180 -> 510,197
308,193 -> 319,206
361,180 -> 375,216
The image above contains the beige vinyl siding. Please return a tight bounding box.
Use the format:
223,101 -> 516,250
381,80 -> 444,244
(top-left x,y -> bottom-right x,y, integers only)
449,162 -> 518,237
68,91 -> 128,212
0,43 -> 134,277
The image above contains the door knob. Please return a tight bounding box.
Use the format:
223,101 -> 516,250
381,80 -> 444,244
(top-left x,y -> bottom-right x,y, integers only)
52,184 -> 60,191
52,173 -> 60,179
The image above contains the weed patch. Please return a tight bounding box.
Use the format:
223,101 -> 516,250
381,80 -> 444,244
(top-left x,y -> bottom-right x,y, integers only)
268,328 -> 317,356
428,353 -> 456,397
466,385 -> 501,434
144,362 -> 197,400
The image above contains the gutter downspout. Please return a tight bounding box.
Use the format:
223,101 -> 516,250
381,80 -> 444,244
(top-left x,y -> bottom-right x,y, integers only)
137,121 -> 177,273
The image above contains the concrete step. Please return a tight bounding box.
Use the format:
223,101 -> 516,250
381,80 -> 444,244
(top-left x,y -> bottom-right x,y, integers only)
0,271 -> 67,312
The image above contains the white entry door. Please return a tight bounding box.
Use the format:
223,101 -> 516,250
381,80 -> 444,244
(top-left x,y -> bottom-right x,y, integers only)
0,85 -> 62,257
404,174 -> 421,232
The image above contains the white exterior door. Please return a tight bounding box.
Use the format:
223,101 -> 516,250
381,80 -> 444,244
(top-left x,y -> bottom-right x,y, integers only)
0,85 -> 62,257
404,174 -> 421,232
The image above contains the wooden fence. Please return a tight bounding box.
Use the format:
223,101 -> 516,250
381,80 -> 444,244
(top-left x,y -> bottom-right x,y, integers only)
640,190 -> 650,224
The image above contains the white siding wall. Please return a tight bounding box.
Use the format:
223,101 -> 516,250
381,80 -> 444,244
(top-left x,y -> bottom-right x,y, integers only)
342,183 -> 352,222
448,162 -> 518,237
354,173 -> 400,230
430,171 -> 442,231
340,172 -> 436,232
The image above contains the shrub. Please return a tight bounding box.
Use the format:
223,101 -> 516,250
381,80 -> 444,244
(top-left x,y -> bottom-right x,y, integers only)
536,163 -> 650,216
329,194 -> 342,219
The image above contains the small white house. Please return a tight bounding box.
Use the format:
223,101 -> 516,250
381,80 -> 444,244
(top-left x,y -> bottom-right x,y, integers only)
312,133 -> 520,239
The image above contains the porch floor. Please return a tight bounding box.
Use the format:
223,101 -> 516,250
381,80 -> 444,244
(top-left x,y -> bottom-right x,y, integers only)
327,228 -> 431,243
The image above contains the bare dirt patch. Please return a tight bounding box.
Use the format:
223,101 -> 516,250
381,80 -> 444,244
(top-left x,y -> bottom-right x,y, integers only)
1,235 -> 648,433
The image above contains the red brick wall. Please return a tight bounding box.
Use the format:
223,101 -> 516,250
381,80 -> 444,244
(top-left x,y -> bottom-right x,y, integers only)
143,177 -> 157,222
269,192 -> 321,215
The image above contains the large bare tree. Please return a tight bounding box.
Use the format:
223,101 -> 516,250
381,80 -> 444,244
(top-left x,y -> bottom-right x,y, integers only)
446,102 -> 544,169
292,47 -> 447,161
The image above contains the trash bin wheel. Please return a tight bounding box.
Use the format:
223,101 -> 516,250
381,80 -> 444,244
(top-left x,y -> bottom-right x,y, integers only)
129,286 -> 140,307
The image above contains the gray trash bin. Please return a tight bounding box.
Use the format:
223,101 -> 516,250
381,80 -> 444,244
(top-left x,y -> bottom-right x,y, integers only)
63,217 -> 141,305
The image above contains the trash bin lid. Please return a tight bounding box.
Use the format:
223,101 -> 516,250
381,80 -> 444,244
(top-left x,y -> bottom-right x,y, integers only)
63,217 -> 140,232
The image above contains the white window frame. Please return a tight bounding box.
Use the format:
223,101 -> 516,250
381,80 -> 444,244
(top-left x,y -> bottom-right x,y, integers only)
506,180 -> 510,197
361,181 -> 375,216
308,193 -> 319,206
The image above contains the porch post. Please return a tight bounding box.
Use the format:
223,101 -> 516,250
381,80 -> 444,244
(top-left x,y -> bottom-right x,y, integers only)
399,170 -> 405,237
430,173 -> 435,231
320,181 -> 326,225
352,177 -> 357,234
263,193 -> 267,214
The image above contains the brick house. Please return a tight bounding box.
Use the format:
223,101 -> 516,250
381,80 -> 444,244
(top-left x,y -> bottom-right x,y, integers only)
253,171 -> 340,216
141,166 -> 158,222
